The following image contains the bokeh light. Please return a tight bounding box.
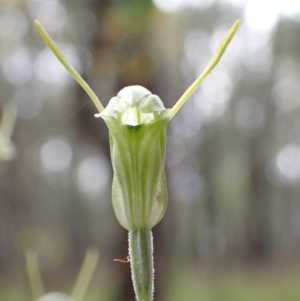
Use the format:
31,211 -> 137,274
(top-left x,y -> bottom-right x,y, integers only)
3,47 -> 34,86
35,45 -> 81,87
276,144 -> 300,182
152,0 -> 183,13
244,0 -> 279,32
35,0 -> 67,33
194,69 -> 233,122
184,29 -> 211,70
152,0 -> 216,13
40,137 -> 72,173
0,9 -> 28,41
276,0 -> 300,16
235,99 -> 265,136
272,77 -> 300,112
187,0 -> 216,8
170,158 -> 207,203
37,292 -> 74,301
76,155 -> 110,196
14,88 -> 43,120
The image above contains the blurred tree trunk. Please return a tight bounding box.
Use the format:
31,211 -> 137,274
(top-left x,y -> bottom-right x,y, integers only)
243,78 -> 273,261
245,136 -> 271,260
201,131 -> 218,257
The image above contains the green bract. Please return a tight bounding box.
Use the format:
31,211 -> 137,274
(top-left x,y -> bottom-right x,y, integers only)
96,86 -> 171,230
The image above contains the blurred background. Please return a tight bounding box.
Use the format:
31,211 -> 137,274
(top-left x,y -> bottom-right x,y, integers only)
1,0 -> 300,300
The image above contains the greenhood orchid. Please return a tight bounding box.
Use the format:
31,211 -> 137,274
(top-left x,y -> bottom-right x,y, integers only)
34,19 -> 241,301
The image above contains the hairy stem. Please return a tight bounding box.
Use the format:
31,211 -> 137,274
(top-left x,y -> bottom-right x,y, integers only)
129,229 -> 153,301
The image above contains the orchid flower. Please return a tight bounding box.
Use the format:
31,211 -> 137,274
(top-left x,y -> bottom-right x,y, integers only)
34,19 -> 241,301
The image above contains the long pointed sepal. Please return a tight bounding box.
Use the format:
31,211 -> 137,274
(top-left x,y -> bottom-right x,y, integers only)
170,19 -> 241,120
34,20 -> 104,113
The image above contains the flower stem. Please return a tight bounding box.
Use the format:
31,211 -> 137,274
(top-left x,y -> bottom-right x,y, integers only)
71,247 -> 99,301
129,229 -> 153,301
